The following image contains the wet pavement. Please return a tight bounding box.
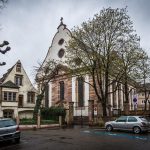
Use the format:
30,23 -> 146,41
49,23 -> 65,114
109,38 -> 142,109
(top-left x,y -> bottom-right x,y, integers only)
0,126 -> 150,150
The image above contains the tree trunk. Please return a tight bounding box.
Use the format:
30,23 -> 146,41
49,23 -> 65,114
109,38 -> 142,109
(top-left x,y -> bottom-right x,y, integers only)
102,102 -> 107,117
33,91 -> 45,120
124,76 -> 129,115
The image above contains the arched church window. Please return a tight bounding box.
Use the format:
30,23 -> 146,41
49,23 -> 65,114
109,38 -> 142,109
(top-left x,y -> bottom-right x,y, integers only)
58,38 -> 64,45
58,48 -> 65,58
59,81 -> 65,101
77,77 -> 84,107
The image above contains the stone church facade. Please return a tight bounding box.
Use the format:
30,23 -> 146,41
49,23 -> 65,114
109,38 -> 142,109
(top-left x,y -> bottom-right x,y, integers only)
37,19 -> 137,118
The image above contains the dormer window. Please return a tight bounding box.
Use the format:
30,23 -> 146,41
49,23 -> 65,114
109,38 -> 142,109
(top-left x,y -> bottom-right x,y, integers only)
15,75 -> 23,86
16,62 -> 21,72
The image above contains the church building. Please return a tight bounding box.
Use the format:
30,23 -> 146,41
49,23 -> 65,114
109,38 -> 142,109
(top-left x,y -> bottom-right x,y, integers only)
36,18 -> 137,119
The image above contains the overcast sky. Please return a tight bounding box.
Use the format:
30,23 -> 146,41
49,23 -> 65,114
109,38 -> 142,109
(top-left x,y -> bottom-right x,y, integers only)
0,0 -> 150,85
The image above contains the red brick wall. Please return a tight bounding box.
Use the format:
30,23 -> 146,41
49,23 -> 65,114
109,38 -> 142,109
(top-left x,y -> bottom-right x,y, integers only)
51,74 -> 72,105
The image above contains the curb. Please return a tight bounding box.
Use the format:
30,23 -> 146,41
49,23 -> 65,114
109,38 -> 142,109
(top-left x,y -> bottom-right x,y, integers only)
19,124 -> 60,130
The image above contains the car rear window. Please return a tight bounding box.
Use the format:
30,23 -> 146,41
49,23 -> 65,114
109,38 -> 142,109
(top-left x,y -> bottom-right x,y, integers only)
0,120 -> 16,128
139,117 -> 148,122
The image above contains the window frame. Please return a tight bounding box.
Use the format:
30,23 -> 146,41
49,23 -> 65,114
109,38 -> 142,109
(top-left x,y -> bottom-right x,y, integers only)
59,81 -> 65,101
3,92 -> 17,102
27,91 -> 35,103
15,75 -> 23,86
116,116 -> 127,122
127,117 -> 138,122
16,62 -> 21,72
77,77 -> 84,107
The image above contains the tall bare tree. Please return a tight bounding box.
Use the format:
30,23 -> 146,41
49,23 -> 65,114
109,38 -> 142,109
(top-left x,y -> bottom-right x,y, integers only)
137,52 -> 150,113
65,7 -> 145,116
116,39 -> 146,113
33,60 -> 59,119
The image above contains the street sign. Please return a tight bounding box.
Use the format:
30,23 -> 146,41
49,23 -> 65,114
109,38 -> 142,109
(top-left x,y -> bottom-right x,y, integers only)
133,97 -> 137,103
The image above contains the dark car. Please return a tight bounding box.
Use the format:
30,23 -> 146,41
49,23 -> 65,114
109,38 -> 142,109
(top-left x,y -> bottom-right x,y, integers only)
105,116 -> 149,134
0,118 -> 21,143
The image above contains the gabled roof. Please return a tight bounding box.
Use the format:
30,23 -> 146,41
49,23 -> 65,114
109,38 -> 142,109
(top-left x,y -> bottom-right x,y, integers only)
0,66 -> 14,84
0,80 -> 19,89
0,60 -> 20,84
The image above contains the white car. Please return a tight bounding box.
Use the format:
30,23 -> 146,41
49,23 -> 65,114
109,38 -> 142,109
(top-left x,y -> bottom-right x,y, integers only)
105,116 -> 149,134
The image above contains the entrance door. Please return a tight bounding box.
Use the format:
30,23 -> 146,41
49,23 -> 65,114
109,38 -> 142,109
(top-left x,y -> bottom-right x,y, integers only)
18,95 -> 23,107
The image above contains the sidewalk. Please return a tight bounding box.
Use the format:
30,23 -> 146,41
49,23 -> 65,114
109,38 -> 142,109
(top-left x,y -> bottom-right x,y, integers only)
19,124 -> 60,130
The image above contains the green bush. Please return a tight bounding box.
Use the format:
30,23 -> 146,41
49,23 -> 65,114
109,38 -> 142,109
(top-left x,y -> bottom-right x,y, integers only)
41,119 -> 58,124
20,118 -> 36,125
41,106 -> 66,121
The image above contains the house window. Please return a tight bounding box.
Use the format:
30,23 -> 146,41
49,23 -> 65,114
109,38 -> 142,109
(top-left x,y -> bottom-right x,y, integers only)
27,92 -> 35,103
3,110 -> 13,118
59,81 -> 64,101
77,77 -> 84,107
3,92 -> 16,101
16,62 -> 21,72
15,75 -> 23,86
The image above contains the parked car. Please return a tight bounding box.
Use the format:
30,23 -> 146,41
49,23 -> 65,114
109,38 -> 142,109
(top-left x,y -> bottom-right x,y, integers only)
105,116 -> 149,134
0,118 -> 20,143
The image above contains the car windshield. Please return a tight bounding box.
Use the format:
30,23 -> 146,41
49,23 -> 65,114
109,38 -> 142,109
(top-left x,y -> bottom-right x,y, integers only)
0,119 -> 16,128
139,117 -> 148,122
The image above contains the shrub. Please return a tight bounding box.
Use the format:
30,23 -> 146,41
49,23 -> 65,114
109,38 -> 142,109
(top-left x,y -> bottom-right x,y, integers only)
41,106 -> 66,121
20,118 -> 36,125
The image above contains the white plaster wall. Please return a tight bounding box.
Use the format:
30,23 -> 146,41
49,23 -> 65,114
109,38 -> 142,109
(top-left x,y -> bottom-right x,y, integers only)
48,81 -> 52,107
84,75 -> 89,106
2,101 -> 18,107
120,84 -> 124,111
43,25 -> 71,66
110,84 -> 113,111
72,77 -> 76,103
18,111 -> 33,119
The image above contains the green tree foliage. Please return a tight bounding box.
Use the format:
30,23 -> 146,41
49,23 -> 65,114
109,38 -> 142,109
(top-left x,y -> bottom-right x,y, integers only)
65,7 -> 148,116
137,52 -> 150,112
41,106 -> 66,120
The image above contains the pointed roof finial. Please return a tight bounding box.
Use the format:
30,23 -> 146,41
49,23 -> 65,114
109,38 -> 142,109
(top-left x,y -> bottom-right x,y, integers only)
60,17 -> 63,24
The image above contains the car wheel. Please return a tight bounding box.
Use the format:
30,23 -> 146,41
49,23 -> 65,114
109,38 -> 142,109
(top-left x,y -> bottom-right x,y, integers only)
133,126 -> 141,134
106,125 -> 113,132
15,137 -> 20,143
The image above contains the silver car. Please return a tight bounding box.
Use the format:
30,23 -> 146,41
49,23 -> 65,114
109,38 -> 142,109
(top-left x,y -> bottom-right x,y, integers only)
0,118 -> 21,143
105,116 -> 149,134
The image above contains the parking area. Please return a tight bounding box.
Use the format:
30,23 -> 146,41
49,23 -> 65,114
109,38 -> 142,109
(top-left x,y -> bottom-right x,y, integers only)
0,126 -> 150,150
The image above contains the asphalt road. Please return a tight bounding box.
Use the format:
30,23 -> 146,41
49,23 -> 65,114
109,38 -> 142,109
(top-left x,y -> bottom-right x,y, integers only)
0,126 -> 150,150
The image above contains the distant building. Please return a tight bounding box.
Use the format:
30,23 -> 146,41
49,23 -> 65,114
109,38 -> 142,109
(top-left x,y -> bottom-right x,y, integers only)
137,83 -> 150,110
0,60 -> 37,119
